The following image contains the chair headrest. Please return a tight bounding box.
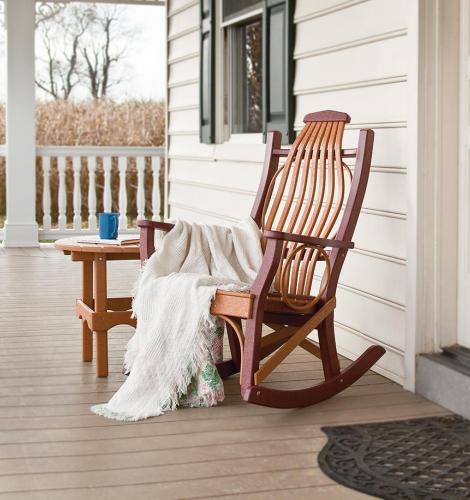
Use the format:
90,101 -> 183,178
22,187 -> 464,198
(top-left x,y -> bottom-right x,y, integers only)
303,110 -> 351,123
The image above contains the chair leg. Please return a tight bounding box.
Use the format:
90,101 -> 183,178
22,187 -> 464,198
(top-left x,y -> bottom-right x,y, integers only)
95,331 -> 108,377
82,322 -> 93,362
317,312 -> 340,379
240,315 -> 263,396
226,321 -> 242,370
93,255 -> 108,378
82,260 -> 93,362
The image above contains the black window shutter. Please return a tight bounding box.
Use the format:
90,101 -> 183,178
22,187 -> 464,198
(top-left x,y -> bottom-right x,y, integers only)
200,0 -> 215,144
263,0 -> 295,144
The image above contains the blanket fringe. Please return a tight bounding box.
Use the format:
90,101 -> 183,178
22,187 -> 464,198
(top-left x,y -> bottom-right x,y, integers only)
91,310 -> 224,421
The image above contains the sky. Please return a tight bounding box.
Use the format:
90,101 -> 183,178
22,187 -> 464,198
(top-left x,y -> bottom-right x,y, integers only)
0,2 -> 166,102
123,5 -> 166,101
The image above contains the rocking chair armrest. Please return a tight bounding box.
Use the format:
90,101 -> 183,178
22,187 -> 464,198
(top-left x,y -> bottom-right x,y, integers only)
137,220 -> 175,232
138,220 -> 175,262
263,230 -> 354,250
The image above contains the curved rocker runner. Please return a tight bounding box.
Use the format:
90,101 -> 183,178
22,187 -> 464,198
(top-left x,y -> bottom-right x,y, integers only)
139,110 -> 385,409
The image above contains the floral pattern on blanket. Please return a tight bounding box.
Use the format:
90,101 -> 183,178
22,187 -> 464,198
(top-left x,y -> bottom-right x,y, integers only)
180,322 -> 225,408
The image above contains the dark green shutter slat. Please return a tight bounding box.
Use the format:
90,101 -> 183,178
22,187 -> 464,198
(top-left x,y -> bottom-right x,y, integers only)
200,0 -> 215,144
263,0 -> 294,144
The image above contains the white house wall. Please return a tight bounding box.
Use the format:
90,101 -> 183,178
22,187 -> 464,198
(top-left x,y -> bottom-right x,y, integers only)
166,0 -> 410,384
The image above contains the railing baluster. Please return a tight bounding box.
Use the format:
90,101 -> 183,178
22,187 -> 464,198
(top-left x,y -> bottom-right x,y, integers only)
33,146 -> 164,236
42,156 -> 51,231
87,156 -> 97,232
57,156 -> 67,232
118,156 -> 128,230
151,156 -> 160,221
103,156 -> 112,213
72,156 -> 81,230
136,156 -> 145,221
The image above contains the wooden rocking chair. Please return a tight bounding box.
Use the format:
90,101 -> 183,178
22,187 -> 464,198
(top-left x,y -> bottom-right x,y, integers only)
138,110 -> 385,409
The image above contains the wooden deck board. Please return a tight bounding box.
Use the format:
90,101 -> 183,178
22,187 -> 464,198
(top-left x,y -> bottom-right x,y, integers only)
0,247 -> 447,499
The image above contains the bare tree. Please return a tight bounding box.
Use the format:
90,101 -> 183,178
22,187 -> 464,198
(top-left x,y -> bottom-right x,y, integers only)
36,23 -> 80,99
35,3 -> 65,27
35,4 -> 131,101
81,6 -> 129,99
36,5 -> 96,100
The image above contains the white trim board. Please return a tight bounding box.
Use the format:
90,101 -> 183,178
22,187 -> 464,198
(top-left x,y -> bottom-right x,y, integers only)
459,0 -> 470,348
407,0 -> 460,391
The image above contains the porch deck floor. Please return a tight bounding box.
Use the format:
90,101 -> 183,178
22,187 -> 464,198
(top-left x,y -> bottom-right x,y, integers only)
0,246 -> 448,500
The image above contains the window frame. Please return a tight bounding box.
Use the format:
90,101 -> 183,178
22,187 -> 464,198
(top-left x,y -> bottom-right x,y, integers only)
263,0 -> 295,144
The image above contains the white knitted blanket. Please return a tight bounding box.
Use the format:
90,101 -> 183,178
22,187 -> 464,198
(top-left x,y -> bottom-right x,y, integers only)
92,218 -> 263,421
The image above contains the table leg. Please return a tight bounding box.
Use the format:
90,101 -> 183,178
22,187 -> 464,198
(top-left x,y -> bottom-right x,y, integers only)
82,260 -> 93,362
93,254 -> 108,377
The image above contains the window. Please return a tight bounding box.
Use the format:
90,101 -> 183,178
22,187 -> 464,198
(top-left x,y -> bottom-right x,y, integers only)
230,18 -> 263,133
199,0 -> 294,144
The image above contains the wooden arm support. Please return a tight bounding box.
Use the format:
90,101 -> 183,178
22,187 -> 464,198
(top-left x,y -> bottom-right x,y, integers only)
263,230 -> 354,250
137,220 -> 175,231
137,219 -> 175,262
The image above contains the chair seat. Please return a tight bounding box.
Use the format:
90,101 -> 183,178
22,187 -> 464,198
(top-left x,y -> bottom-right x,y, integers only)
210,289 -> 318,319
210,290 -> 255,318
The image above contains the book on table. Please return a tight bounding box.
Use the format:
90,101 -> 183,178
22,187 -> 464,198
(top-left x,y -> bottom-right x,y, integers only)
76,235 -> 140,246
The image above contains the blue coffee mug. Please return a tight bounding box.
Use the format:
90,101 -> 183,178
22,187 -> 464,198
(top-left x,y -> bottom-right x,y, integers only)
99,212 -> 119,239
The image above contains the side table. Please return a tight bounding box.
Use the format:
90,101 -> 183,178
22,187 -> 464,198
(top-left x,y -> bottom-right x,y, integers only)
54,238 -> 140,377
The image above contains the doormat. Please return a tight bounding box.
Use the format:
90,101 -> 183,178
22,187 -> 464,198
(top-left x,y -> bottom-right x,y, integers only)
318,415 -> 470,499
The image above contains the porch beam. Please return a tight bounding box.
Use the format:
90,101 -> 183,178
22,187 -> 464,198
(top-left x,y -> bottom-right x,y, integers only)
3,0 -> 38,247
46,1 -> 165,4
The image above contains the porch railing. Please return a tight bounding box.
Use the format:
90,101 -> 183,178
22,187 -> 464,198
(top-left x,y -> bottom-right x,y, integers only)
0,145 -> 165,241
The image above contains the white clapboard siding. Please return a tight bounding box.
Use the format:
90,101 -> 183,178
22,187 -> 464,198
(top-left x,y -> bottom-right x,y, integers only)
333,324 -> 405,384
294,36 -> 408,93
169,83 -> 199,109
354,212 -> 406,260
294,0 -> 365,19
365,170 -> 406,214
169,108 -> 199,132
295,82 -> 408,126
166,0 -> 410,382
168,30 -> 199,62
170,203 -> 237,224
168,0 -> 197,16
294,0 -> 408,56
168,182 -> 255,219
334,285 -> 406,351
168,3 -> 199,39
214,141 -> 268,162
169,135 -> 214,160
168,57 -> 199,87
343,126 -> 407,167
341,251 -> 406,306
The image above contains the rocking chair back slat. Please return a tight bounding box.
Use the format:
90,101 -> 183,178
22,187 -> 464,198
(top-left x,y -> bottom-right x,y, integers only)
259,111 -> 351,308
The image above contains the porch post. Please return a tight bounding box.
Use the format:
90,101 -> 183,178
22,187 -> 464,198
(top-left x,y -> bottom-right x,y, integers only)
3,0 -> 38,247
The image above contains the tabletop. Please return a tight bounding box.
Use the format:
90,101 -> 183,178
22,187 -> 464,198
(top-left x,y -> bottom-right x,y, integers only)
54,237 -> 140,254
